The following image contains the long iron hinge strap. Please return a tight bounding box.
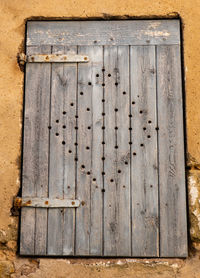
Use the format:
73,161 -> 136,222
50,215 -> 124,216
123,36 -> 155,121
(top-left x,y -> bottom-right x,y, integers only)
18,53 -> 89,64
14,197 -> 80,208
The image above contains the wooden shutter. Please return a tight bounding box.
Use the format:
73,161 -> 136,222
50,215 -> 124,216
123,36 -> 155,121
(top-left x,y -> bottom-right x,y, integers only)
20,20 -> 187,257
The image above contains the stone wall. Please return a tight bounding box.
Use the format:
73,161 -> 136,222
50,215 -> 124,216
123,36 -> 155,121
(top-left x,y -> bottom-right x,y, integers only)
0,0 -> 200,277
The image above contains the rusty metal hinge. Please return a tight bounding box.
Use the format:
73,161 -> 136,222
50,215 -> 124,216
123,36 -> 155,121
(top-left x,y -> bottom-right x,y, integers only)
14,197 -> 80,208
18,53 -> 89,64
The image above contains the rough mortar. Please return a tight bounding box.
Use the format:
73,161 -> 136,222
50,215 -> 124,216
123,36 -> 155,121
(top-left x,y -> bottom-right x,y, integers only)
0,0 -> 200,277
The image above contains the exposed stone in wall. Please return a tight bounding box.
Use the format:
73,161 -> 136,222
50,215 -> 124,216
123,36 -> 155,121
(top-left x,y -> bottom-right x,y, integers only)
0,261 -> 14,278
188,170 -> 200,243
0,257 -> 198,278
12,259 -> 180,278
0,220 -> 18,251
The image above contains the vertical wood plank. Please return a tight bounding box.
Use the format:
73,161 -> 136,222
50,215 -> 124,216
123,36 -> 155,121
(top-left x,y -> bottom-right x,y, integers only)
130,46 -> 158,256
103,46 -> 118,256
62,46 -> 77,255
157,45 -> 187,257
103,46 -> 132,256
75,46 -> 92,255
48,46 -> 77,255
89,47 -> 104,255
48,45 -> 65,255
76,46 -> 103,255
20,45 -> 51,255
20,209 -> 35,255
115,46 -> 131,256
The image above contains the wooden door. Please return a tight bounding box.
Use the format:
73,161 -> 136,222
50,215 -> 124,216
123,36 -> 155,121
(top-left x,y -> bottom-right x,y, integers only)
20,20 -> 187,257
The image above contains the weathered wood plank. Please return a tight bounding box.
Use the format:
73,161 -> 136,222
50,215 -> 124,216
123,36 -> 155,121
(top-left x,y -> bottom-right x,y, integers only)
103,46 -> 118,256
20,209 -> 35,255
75,46 -> 93,255
157,45 -> 187,257
47,46 -> 78,255
48,45 -> 65,255
115,46 -> 131,256
62,46 -> 77,255
130,46 -> 158,256
89,46 -> 104,255
27,20 -> 180,46
20,45 -> 51,255
76,46 -> 103,255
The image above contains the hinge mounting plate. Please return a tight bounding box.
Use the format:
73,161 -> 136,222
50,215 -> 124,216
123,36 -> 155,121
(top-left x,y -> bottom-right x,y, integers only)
18,53 -> 89,64
14,197 -> 80,208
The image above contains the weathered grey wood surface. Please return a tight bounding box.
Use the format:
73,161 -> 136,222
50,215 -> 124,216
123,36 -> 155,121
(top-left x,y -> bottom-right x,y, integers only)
27,20 -> 180,46
61,46 -> 77,256
75,45 -> 92,255
157,45 -> 187,257
21,45 -> 51,255
104,46 -> 131,256
130,46 -> 158,257
103,46 -> 118,255
48,45 -> 64,255
114,46 -> 131,256
88,46 -> 104,255
21,20 -> 187,257
76,46 -> 104,255
48,45 -> 78,255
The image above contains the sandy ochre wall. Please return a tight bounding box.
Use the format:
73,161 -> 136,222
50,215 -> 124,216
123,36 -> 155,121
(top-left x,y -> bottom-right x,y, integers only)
0,0 -> 200,277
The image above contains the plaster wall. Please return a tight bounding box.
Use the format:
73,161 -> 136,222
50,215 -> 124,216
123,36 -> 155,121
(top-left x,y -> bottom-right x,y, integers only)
0,0 -> 200,277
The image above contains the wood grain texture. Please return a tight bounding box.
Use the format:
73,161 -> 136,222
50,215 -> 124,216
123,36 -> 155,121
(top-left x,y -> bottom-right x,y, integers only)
47,45 -> 64,255
130,46 -> 158,257
103,46 -> 118,256
48,46 -> 78,255
157,45 -> 187,257
27,20 -> 180,46
88,46 -> 104,255
115,46 -> 131,256
76,46 -> 93,255
20,45 -> 51,255
75,46 -> 104,255
62,46 -> 77,256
